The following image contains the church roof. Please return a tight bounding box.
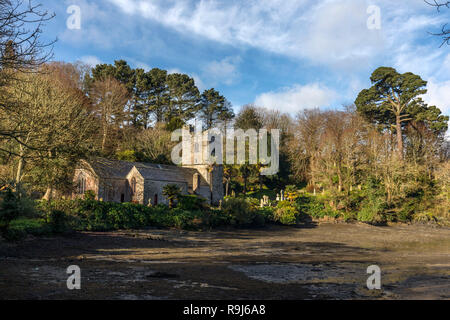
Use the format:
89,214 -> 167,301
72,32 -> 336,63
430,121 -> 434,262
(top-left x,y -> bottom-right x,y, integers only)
80,158 -> 208,186
81,158 -> 134,179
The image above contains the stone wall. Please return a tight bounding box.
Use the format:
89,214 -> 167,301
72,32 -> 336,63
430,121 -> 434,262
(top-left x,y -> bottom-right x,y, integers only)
181,164 -> 224,205
98,178 -> 128,203
72,169 -> 98,200
126,168 -> 145,204
143,180 -> 188,206
211,165 -> 224,205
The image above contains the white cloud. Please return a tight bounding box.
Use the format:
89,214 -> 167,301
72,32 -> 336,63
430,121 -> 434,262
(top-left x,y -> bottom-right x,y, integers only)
423,78 -> 450,117
104,0 -> 448,73
192,74 -> 206,92
79,55 -> 102,67
106,0 -> 385,68
393,45 -> 442,77
126,58 -> 151,71
203,56 -> 241,85
255,83 -> 338,114
167,68 -> 182,74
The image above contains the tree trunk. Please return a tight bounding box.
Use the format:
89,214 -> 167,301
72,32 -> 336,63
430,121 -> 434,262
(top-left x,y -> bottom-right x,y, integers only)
15,143 -> 25,185
337,168 -> 342,192
15,157 -> 24,185
102,125 -> 108,153
15,134 -> 29,185
42,186 -> 53,200
396,114 -> 403,159
225,180 -> 229,197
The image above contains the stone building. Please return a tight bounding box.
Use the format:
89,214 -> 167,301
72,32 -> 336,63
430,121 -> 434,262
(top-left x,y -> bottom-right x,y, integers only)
73,157 -> 223,206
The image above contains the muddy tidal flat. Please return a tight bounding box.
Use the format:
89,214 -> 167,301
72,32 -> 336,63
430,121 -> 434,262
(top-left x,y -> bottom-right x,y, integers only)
0,223 -> 449,300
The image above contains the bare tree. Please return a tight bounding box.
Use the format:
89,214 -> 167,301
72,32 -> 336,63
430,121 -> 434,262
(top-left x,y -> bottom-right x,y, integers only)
90,76 -> 129,153
0,0 -> 54,72
425,0 -> 450,46
0,0 -> 55,145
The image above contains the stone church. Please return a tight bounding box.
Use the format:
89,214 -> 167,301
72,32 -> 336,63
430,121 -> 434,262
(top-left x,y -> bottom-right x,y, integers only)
72,138 -> 224,206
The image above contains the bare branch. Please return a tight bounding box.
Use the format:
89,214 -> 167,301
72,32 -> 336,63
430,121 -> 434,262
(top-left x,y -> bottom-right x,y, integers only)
425,1 -> 450,46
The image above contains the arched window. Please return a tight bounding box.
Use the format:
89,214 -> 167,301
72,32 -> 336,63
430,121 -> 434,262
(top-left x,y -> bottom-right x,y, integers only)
154,194 -> 158,206
131,177 -> 137,195
77,176 -> 86,195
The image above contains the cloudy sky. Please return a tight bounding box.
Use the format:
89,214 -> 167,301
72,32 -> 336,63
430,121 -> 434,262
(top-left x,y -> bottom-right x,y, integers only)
42,0 -> 450,117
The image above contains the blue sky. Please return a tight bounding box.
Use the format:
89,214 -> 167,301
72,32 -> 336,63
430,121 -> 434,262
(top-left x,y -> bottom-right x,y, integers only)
41,0 -> 450,118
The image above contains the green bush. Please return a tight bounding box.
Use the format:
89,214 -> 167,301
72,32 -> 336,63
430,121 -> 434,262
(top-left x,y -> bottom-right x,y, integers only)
357,178 -> 387,223
203,209 -> 233,227
0,188 -> 20,231
177,195 -> 206,211
358,196 -> 386,223
256,206 -> 275,223
0,187 -> 36,239
295,195 -> 326,218
222,198 -> 255,226
116,149 -> 138,162
274,201 -> 298,225
9,218 -> 51,236
170,208 -> 203,230
396,199 -> 418,222
46,210 -> 69,233
413,212 -> 438,224
84,190 -> 96,200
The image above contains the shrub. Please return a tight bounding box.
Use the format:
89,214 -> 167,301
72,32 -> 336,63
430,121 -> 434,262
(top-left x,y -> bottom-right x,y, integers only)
177,195 -> 206,211
46,210 -> 69,233
396,199 -> 418,222
84,190 -> 96,200
204,209 -> 233,227
170,208 -> 203,230
222,198 -> 255,226
357,197 -> 386,223
273,201 -> 298,225
116,149 -> 138,162
0,186 -> 36,239
413,212 -> 438,224
0,188 -> 20,232
295,195 -> 324,218
252,213 -> 266,227
162,184 -> 182,208
257,206 -> 275,222
9,218 -> 51,236
357,178 -> 387,223
284,185 -> 299,202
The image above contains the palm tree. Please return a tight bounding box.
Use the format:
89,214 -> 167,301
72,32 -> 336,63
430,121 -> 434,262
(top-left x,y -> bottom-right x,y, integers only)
223,165 -> 233,197
162,184 -> 181,208
239,164 -> 251,195
256,162 -> 266,191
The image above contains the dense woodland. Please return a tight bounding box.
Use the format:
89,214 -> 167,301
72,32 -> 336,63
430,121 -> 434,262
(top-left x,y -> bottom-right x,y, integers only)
0,1 -> 449,239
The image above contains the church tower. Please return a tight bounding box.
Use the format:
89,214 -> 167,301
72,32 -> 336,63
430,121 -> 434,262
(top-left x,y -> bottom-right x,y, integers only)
181,125 -> 224,205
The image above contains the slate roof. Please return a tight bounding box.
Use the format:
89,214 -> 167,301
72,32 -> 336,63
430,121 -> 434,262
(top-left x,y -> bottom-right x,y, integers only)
80,158 -> 134,179
80,158 -> 208,186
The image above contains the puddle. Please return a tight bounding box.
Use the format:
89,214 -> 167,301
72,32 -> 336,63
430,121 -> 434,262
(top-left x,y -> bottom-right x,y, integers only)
228,263 -> 363,284
168,280 -> 238,291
